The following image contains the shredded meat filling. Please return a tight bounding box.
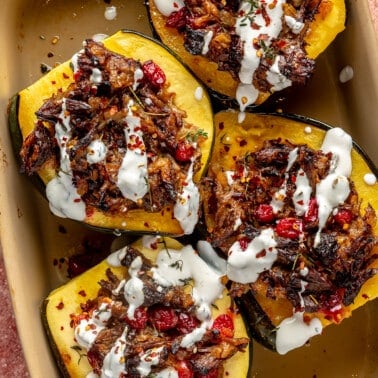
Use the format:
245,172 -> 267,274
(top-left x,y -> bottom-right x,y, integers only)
20,40 -> 203,215
202,139 -> 378,319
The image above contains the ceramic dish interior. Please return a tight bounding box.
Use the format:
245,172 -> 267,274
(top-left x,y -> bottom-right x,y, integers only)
0,1 -> 378,377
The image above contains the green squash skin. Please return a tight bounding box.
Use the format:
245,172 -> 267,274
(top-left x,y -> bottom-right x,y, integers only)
8,30 -> 215,236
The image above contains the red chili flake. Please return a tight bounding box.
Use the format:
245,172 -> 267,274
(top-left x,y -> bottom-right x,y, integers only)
334,209 -> 353,226
239,139 -> 247,147
124,307 -> 148,330
200,369 -> 220,378
142,60 -> 166,89
212,314 -> 235,338
176,312 -> 199,334
73,198 -> 81,203
144,222 -> 149,227
60,326 -> 64,331
219,122 -> 225,130
224,145 -> 230,152
175,142 -> 195,162
255,204 -> 275,223
148,306 -> 178,332
56,302 -> 64,310
276,218 -> 302,239
78,290 -> 86,297
51,80 -> 56,85
62,72 -> 70,79
256,250 -> 267,258
53,258 -> 59,266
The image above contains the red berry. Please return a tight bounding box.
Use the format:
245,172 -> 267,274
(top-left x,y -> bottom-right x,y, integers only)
142,60 -> 166,89
276,218 -> 302,239
165,7 -> 188,30
148,306 -> 178,332
177,312 -> 199,334
238,237 -> 250,251
212,314 -> 234,338
303,198 -> 318,223
124,307 -> 148,330
176,360 -> 194,378
255,204 -> 275,223
175,143 -> 195,162
334,209 -> 353,226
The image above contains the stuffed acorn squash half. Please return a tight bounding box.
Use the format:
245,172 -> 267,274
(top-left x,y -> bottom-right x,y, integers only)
42,236 -> 250,377
201,111 -> 378,354
147,0 -> 346,110
8,30 -> 214,236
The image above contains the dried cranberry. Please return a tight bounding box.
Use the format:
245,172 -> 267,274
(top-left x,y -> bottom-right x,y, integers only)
276,218 -> 302,239
149,306 -> 178,332
124,307 -> 148,330
334,209 -> 353,226
142,60 -> 166,89
212,314 -> 234,338
177,312 -> 199,334
165,7 -> 188,30
303,198 -> 318,224
176,360 -> 194,378
255,204 -> 275,223
175,142 -> 195,162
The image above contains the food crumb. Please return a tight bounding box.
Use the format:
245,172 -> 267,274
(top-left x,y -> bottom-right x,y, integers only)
364,173 -> 377,185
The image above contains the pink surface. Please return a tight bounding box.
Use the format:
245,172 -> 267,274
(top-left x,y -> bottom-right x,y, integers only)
0,3 -> 377,377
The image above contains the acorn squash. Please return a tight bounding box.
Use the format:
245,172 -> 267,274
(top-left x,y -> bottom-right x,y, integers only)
42,236 -> 251,377
147,0 -> 346,108
8,30 -> 214,236
202,110 -> 378,352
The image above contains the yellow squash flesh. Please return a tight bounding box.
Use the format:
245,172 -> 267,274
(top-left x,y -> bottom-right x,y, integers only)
204,110 -> 378,329
148,0 -> 346,104
42,237 -> 250,377
14,30 -> 214,235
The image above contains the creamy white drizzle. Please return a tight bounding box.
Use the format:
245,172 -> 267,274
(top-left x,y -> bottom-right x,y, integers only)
202,30 -> 214,55
101,327 -> 128,377
117,112 -> 148,202
266,55 -> 292,92
314,128 -> 352,245
137,346 -> 166,376
284,15 -> 305,34
235,0 -> 286,111
154,0 -> 185,16
293,168 -> 312,216
104,6 -> 117,20
275,312 -> 322,355
75,302 -> 113,350
364,173 -> 377,185
270,147 -> 298,212
196,240 -> 227,276
227,228 -> 278,284
124,256 -> 145,319
173,161 -> 200,234
339,65 -> 354,83
90,68 -> 102,84
194,86 -> 204,101
46,98 -> 86,221
155,367 -> 179,378
87,139 -> 108,164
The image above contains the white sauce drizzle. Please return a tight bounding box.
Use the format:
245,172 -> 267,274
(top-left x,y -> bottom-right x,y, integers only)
173,160 -> 200,234
87,139 -> 108,164
227,228 -> 278,284
155,367 -> 179,378
124,257 -> 145,319
270,147 -> 298,213
314,128 -> 352,245
293,168 -> 312,216
75,302 -> 113,350
194,86 -> 204,101
339,65 -> 354,83
137,346 -> 166,376
202,30 -> 214,55
266,55 -> 292,92
364,173 -> 377,185
117,111 -> 148,202
284,15 -> 305,34
235,0 -> 286,111
46,98 -> 86,221
101,327 -> 128,377
154,0 -> 185,16
275,312 -> 322,355
90,68 -> 102,84
304,126 -> 312,134
104,6 -> 117,21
